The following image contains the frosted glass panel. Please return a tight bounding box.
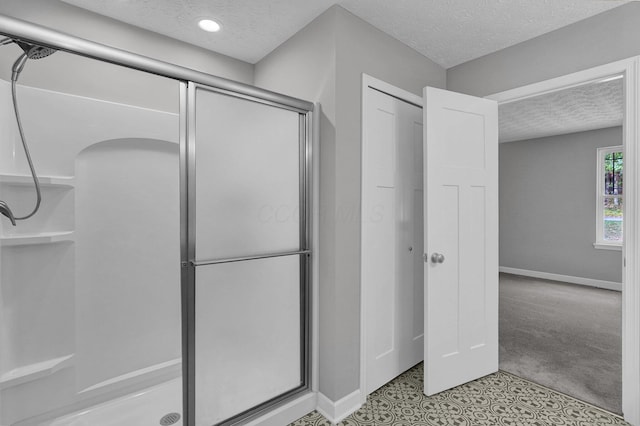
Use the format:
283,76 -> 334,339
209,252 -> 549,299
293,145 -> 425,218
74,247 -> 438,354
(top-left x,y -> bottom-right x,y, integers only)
195,89 -> 301,260
195,255 -> 302,425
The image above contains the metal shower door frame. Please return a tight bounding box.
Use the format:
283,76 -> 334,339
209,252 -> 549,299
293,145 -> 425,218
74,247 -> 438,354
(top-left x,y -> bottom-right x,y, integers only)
180,82 -> 313,426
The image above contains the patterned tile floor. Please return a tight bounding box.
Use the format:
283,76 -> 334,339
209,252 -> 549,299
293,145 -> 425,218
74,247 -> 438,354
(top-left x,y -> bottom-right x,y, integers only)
289,363 -> 628,425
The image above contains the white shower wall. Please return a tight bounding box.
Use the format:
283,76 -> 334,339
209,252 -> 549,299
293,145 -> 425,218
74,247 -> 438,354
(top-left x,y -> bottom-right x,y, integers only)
0,79 -> 181,425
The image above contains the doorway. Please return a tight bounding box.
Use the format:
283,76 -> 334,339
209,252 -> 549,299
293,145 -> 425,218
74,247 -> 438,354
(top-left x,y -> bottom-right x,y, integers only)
487,57 -> 640,423
496,78 -> 623,413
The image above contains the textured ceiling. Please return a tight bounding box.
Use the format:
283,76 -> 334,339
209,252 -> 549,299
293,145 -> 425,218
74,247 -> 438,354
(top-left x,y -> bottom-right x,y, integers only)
338,0 -> 631,68
499,78 -> 623,143
59,0 -> 631,67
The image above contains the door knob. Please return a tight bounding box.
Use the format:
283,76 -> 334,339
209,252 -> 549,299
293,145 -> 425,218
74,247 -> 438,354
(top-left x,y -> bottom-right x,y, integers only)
430,253 -> 445,263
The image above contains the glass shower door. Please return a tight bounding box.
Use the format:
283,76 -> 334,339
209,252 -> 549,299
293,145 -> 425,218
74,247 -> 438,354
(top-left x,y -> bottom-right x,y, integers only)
185,83 -> 311,426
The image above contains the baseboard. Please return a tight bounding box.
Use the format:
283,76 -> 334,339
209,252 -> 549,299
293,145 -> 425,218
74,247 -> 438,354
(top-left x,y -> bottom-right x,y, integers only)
499,266 -> 622,292
246,392 -> 317,426
316,390 -> 362,424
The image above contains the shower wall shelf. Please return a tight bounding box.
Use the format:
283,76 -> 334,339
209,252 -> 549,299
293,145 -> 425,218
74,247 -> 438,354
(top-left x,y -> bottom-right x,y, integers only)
0,354 -> 74,390
0,231 -> 75,247
0,174 -> 76,188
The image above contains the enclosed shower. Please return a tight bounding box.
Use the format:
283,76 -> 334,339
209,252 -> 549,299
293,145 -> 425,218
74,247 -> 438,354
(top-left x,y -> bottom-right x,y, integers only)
0,15 -> 313,426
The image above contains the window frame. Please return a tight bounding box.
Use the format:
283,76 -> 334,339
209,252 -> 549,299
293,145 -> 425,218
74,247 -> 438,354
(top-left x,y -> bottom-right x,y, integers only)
595,145 -> 624,250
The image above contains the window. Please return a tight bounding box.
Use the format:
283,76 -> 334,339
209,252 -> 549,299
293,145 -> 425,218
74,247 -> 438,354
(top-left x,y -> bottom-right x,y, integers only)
596,146 -> 623,249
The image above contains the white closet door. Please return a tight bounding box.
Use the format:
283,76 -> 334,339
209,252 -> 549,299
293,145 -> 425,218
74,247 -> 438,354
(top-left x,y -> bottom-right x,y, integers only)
423,86 -> 499,396
363,87 -> 424,394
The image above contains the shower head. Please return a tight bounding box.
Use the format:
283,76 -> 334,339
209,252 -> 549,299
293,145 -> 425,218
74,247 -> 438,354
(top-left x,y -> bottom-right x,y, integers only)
15,41 -> 57,60
11,41 -> 57,82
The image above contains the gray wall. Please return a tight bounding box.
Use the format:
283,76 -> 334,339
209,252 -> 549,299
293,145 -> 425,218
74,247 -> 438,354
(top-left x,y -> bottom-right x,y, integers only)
256,5 -> 446,401
500,127 -> 622,283
254,6 -> 339,399
0,0 -> 254,112
447,2 -> 640,97
330,7 -> 444,400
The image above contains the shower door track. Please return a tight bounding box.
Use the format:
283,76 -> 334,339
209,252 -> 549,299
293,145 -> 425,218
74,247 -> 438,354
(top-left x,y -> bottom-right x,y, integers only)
0,14 -> 315,426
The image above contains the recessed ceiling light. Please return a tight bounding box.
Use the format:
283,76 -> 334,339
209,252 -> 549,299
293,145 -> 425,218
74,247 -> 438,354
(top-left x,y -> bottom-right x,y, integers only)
198,19 -> 221,32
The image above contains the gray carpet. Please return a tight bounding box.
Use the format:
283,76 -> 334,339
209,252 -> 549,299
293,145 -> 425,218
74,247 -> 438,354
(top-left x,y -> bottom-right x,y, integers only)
499,272 -> 622,414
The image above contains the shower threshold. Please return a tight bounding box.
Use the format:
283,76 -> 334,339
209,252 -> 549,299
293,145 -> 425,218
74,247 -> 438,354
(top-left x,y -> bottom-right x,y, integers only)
40,378 -> 182,426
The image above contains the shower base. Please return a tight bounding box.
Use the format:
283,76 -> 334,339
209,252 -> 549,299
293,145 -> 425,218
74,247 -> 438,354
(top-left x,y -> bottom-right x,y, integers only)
41,378 -> 182,426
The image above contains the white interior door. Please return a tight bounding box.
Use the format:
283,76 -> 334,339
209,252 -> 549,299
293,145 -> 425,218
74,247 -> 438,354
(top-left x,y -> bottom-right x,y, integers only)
423,86 -> 498,396
363,87 -> 424,394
